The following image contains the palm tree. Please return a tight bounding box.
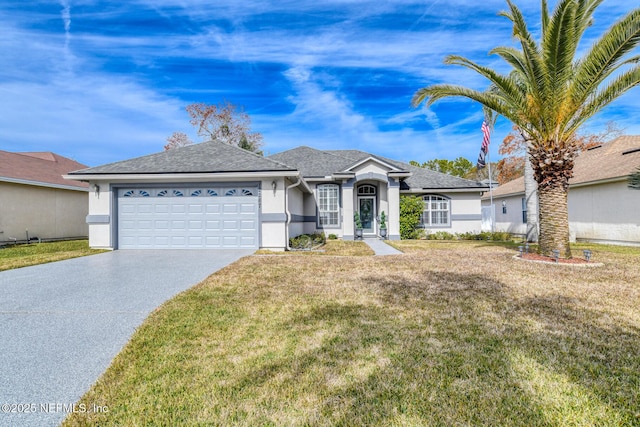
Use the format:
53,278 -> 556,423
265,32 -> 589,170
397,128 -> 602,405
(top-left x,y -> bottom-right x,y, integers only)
412,0 -> 640,258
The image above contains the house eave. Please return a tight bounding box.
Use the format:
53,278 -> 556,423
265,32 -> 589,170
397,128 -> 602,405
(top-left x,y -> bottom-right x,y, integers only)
403,187 -> 488,194
569,176 -> 627,189
64,170 -> 300,182
342,156 -> 403,173
1,176 -> 89,192
388,171 -> 412,178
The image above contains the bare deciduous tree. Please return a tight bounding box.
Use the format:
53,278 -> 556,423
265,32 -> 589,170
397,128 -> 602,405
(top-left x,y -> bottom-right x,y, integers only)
164,131 -> 193,151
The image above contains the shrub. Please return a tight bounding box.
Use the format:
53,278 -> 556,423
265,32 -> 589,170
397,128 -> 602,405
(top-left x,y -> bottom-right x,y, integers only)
289,232 -> 326,249
428,231 -> 455,240
456,231 -> 513,241
399,196 -> 424,239
328,234 -> 338,240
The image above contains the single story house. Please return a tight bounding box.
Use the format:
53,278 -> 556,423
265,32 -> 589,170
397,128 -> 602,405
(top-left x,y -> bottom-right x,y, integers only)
482,135 -> 640,245
66,141 -> 487,250
0,150 -> 89,244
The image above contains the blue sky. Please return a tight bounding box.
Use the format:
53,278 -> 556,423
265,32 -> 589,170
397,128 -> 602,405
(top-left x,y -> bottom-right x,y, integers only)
1,0 -> 638,167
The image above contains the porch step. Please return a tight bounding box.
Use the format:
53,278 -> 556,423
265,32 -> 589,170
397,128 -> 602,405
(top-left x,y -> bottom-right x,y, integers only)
362,238 -> 403,256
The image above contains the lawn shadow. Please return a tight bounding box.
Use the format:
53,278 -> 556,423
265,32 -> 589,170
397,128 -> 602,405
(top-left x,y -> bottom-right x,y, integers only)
229,269 -> 639,425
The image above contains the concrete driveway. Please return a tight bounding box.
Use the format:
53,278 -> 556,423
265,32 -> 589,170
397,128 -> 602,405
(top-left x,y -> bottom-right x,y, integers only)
0,249 -> 252,427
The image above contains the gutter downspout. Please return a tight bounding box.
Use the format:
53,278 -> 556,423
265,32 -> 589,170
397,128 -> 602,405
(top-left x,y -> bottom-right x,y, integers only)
285,175 -> 302,250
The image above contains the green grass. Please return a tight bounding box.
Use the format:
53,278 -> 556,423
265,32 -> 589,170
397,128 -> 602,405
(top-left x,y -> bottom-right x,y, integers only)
0,240 -> 105,271
64,241 -> 640,426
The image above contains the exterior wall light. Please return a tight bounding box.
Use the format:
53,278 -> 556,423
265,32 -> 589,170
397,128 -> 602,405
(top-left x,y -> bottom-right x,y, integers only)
502,200 -> 507,214
271,180 -> 277,195
93,184 -> 100,197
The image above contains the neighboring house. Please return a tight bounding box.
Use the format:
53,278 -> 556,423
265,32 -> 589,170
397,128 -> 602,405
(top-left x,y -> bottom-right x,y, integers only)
482,135 -> 640,245
66,141 -> 487,250
0,150 -> 89,244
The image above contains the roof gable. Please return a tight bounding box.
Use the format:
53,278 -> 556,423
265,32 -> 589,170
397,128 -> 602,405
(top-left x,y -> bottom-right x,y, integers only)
70,141 -> 296,175
270,146 -> 485,190
0,150 -> 88,189
341,156 -> 403,173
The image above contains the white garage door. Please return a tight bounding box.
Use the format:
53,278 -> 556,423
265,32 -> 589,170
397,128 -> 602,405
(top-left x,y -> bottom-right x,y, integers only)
117,186 -> 259,249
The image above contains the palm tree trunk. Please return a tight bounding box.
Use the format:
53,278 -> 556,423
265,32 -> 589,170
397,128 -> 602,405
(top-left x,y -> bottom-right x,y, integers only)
538,183 -> 571,258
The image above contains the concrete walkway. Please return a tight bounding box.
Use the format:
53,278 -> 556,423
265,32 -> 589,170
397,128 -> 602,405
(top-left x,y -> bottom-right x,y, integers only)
0,249 -> 252,427
363,238 -> 403,255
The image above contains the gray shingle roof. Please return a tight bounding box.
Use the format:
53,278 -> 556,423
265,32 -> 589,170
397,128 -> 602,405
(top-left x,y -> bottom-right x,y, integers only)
268,146 -> 357,177
269,146 -> 487,190
69,141 -> 296,175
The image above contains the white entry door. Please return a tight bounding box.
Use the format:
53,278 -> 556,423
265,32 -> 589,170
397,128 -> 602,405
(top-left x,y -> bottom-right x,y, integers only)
117,187 -> 259,249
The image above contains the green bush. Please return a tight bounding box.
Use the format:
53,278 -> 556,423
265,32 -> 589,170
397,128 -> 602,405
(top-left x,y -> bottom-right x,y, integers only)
399,196 -> 424,239
427,231 -> 455,240
456,231 -> 513,241
289,232 -> 326,249
328,234 -> 338,240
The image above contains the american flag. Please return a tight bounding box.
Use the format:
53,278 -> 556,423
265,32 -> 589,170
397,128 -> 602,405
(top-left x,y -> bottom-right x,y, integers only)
477,121 -> 491,169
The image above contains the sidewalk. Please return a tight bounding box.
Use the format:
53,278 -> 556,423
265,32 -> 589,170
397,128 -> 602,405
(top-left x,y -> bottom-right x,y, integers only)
363,238 -> 403,256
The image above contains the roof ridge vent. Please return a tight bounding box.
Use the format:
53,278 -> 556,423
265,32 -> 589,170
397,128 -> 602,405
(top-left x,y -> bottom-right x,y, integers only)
622,147 -> 640,155
586,144 -> 602,151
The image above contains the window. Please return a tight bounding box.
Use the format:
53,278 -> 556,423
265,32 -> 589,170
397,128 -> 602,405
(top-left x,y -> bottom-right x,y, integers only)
318,184 -> 340,227
357,185 -> 376,195
522,197 -> 527,223
422,195 -> 450,227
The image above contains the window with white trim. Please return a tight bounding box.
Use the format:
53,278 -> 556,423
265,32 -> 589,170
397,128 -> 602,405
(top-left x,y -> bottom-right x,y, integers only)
318,184 -> 340,227
422,195 -> 450,227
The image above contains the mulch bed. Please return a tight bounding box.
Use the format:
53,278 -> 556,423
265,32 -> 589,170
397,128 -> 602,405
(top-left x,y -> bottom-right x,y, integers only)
513,252 -> 603,267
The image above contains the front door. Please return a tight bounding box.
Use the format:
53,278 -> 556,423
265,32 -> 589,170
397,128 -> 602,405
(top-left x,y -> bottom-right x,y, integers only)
358,197 -> 376,234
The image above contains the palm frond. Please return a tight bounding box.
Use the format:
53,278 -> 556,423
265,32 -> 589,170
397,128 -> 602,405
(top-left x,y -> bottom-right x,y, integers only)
411,84 -> 520,124
572,8 -> 640,107
567,65 -> 640,135
443,55 -> 526,108
502,1 -> 547,95
490,46 -> 528,75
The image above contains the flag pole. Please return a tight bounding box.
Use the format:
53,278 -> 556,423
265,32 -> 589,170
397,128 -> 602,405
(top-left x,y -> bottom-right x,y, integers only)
487,143 -> 494,233
478,115 -> 494,233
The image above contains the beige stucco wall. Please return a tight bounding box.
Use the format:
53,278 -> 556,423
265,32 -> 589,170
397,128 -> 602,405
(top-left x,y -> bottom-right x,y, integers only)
0,181 -> 88,242
482,194 -> 527,236
285,178 -> 305,240
418,191 -> 484,234
569,181 -> 640,244
483,181 -> 640,244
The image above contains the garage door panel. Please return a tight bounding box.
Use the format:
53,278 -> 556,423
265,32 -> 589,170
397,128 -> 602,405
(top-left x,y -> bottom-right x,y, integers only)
188,204 -> 203,213
118,190 -> 259,249
223,203 -> 238,214
241,220 -> 256,230
240,203 -> 257,213
188,220 -> 203,230
155,205 -> 170,214
205,220 -> 220,230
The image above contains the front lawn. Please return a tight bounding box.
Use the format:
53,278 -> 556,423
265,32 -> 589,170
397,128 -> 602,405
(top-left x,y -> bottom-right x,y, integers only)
0,240 -> 105,271
64,241 -> 640,426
